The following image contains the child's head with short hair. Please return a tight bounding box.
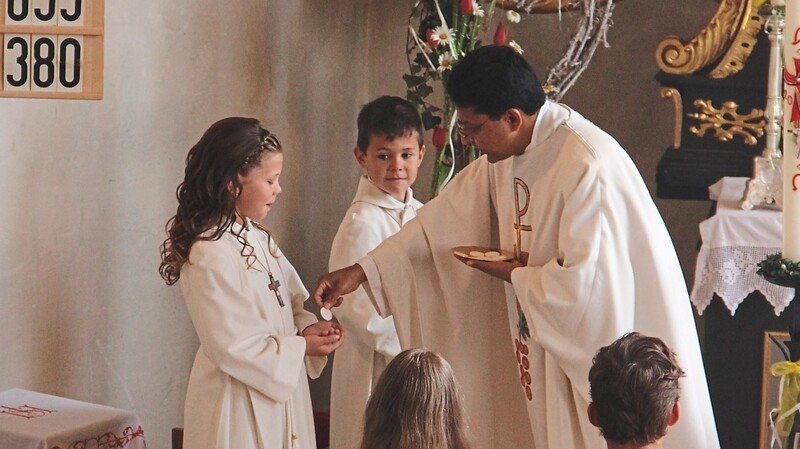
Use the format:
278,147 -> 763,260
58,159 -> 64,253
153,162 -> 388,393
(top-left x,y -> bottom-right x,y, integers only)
360,348 -> 470,449
159,117 -> 282,285
588,332 -> 685,447
354,96 -> 425,202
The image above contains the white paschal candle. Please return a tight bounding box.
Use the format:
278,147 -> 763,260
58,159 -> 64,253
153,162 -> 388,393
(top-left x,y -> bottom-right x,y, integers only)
786,0 -> 800,260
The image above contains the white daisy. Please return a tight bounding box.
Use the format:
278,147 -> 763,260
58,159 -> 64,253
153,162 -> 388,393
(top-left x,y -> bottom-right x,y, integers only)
506,10 -> 521,23
432,25 -> 454,46
509,40 -> 524,54
438,52 -> 454,72
472,1 -> 485,17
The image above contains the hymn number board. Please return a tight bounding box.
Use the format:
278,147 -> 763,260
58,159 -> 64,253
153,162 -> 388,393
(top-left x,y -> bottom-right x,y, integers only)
1,0 -> 103,99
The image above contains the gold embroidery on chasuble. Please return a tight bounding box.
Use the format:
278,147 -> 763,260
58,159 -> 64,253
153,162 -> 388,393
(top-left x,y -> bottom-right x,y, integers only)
513,177 -> 533,401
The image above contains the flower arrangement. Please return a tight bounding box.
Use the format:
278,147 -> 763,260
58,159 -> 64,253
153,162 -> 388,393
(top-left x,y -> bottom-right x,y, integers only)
405,0 -> 525,195
405,0 -> 617,195
757,253 -> 800,288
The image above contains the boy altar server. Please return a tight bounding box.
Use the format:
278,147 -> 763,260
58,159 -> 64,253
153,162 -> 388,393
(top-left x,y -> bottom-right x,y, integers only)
328,96 -> 425,449
314,46 -> 719,449
588,332 -> 684,449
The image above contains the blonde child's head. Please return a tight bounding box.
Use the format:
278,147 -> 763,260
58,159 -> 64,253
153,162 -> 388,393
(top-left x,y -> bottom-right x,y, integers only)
354,96 -> 425,202
159,117 -> 282,285
360,348 -> 470,449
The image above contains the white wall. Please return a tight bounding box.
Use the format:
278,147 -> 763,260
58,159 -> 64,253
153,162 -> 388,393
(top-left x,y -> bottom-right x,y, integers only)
0,1 -> 722,448
0,1 -> 274,446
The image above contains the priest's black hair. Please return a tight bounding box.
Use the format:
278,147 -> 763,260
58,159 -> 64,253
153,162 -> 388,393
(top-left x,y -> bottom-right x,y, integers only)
446,45 -> 546,119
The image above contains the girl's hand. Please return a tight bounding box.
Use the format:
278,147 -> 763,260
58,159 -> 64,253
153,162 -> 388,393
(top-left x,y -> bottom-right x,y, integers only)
302,321 -> 345,356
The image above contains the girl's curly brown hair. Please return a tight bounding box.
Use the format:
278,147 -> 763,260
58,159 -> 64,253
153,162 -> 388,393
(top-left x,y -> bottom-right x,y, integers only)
159,117 -> 281,285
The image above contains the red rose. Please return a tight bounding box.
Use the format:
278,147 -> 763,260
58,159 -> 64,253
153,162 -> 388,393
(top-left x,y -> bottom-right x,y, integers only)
494,22 -> 508,46
432,127 -> 447,149
426,29 -> 438,48
460,0 -> 474,15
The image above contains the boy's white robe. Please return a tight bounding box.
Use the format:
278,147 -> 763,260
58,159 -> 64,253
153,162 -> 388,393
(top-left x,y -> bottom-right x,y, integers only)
180,221 -> 326,449
327,176 -> 422,449
363,102 -> 720,449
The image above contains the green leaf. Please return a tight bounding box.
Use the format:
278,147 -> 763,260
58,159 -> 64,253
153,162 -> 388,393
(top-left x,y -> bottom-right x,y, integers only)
417,84 -> 434,97
425,104 -> 442,114
403,74 -> 427,88
421,110 -> 442,129
414,53 -> 430,67
407,92 -> 424,106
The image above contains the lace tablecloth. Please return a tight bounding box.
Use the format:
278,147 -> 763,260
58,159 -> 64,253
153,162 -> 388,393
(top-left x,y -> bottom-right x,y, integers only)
0,388 -> 146,449
690,177 -> 794,315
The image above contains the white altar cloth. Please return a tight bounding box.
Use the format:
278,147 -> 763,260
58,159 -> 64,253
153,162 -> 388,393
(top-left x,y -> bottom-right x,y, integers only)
0,388 -> 146,449
691,177 -> 794,315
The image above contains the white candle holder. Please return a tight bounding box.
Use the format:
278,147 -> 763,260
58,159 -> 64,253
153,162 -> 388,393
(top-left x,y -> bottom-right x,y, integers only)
743,9 -> 785,210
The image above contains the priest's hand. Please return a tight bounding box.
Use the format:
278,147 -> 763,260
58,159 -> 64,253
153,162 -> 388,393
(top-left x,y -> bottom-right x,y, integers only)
454,251 -> 529,283
313,264 -> 367,309
302,321 -> 345,356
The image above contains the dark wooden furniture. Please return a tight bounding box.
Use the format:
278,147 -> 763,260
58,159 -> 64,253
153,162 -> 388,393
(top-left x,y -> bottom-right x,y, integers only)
172,427 -> 183,449
654,0 -> 768,200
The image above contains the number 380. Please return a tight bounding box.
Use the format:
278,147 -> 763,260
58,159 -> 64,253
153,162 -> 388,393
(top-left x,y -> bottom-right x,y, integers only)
6,36 -> 81,89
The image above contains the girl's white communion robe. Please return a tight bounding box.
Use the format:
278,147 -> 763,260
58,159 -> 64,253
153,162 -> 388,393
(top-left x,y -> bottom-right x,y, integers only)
361,102 -> 720,449
327,176 -> 422,449
180,220 -> 326,449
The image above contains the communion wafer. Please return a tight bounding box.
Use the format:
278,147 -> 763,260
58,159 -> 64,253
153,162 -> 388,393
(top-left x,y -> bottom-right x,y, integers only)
320,307 -> 333,321
469,250 -> 485,258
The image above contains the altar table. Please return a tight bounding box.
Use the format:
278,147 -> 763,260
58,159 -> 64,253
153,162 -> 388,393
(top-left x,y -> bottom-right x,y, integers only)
690,177 -> 795,449
0,388 -> 146,449
691,176 -> 792,314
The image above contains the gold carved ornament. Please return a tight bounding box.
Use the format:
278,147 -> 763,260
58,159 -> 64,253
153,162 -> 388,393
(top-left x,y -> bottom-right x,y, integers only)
660,88 -> 683,149
656,0 -> 758,78
688,99 -> 765,146
709,8 -> 764,79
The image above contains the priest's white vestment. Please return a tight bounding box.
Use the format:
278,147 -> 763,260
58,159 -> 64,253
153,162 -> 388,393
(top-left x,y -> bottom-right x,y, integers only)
180,221 -> 326,449
363,102 -> 720,449
328,177 -> 422,449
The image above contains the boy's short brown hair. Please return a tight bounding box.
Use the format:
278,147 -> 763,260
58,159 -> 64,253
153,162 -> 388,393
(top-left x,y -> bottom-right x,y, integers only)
588,332 -> 685,446
356,96 -> 424,152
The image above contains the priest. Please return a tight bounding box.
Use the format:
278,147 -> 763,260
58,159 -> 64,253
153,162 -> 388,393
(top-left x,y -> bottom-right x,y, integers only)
314,46 -> 719,449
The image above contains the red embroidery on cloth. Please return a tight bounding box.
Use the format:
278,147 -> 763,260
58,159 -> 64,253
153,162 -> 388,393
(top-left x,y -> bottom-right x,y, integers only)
515,300 -> 533,401
515,337 -> 533,401
785,58 -> 800,123
0,404 -> 56,419
51,425 -> 146,449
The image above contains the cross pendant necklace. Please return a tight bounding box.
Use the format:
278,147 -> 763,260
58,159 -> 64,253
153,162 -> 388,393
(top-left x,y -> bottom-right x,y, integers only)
267,271 -> 285,307
251,230 -> 286,308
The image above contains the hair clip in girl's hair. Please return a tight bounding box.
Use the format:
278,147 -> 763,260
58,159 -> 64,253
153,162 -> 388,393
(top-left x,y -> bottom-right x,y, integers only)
260,132 -> 281,150
240,132 -> 281,172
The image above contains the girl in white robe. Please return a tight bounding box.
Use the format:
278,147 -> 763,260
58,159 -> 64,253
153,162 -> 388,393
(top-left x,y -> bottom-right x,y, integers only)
159,117 -> 345,449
